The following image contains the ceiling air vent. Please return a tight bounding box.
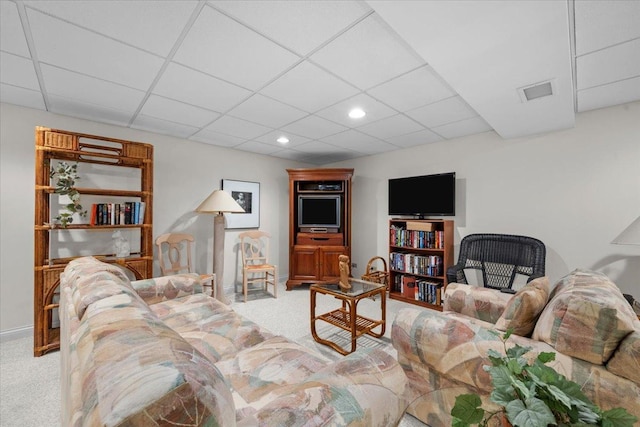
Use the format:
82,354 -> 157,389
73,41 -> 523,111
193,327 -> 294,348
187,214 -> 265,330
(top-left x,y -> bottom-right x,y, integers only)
518,80 -> 554,102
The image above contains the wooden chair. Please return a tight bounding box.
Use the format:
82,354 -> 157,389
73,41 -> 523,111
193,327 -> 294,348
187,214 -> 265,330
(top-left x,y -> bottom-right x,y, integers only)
155,233 -> 215,295
239,230 -> 277,302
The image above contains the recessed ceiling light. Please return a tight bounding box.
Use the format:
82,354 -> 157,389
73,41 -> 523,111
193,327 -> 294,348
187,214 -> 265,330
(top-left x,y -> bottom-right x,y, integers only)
276,136 -> 289,144
348,108 -> 366,119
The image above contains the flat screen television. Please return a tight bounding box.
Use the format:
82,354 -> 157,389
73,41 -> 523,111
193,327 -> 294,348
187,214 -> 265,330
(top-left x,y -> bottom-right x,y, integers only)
298,195 -> 341,228
388,172 -> 456,217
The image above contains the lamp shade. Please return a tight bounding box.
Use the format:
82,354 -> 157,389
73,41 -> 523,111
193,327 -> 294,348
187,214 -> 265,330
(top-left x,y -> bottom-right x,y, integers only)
196,189 -> 245,214
612,216 -> 640,245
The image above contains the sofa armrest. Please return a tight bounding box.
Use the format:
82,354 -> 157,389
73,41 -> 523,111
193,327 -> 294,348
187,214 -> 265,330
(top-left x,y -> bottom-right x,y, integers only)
443,282 -> 512,323
131,273 -> 204,304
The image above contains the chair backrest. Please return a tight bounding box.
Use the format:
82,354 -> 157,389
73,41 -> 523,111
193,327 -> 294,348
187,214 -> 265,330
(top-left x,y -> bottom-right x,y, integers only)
239,231 -> 271,267
155,233 -> 195,275
451,233 -> 546,290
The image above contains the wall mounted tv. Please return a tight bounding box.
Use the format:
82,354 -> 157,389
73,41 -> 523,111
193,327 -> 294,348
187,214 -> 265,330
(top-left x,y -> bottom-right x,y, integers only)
388,172 -> 456,217
298,195 -> 341,228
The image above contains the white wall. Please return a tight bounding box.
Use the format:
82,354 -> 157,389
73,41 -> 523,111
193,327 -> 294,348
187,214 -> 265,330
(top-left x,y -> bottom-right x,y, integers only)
0,103 -> 309,333
338,101 -> 640,296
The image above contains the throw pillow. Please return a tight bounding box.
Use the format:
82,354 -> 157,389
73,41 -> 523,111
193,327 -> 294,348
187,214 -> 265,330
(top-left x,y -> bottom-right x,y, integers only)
532,269 -> 637,365
495,276 -> 550,337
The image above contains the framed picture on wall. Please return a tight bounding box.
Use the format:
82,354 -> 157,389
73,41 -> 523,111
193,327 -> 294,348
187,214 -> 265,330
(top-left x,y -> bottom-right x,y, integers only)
222,179 -> 260,229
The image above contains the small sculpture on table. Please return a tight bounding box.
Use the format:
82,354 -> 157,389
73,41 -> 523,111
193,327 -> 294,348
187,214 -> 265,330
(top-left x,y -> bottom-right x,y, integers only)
112,230 -> 130,259
338,254 -> 351,291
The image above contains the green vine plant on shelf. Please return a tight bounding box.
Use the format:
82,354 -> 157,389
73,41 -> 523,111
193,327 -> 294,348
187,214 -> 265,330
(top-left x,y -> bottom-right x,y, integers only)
50,161 -> 87,228
450,329 -> 637,427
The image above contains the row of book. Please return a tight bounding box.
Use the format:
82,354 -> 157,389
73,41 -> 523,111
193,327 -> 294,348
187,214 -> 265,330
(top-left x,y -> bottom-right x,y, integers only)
390,226 -> 445,249
89,202 -> 146,226
390,252 -> 443,277
393,274 -> 443,305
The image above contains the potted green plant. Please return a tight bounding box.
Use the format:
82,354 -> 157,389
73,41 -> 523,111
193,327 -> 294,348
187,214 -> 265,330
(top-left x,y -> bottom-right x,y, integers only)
450,330 -> 637,427
50,161 -> 87,228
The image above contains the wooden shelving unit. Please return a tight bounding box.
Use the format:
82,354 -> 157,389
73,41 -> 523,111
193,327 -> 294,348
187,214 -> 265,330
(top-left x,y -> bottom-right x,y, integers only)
388,219 -> 454,311
286,168 -> 353,290
34,126 -> 153,356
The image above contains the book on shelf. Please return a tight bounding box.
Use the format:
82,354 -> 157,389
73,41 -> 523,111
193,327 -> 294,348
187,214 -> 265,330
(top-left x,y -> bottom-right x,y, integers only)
390,226 -> 445,249
89,202 -> 145,225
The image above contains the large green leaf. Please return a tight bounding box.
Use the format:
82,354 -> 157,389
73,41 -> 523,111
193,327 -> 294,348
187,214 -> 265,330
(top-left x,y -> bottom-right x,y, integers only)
506,397 -> 556,427
451,394 -> 485,426
600,408 -> 639,427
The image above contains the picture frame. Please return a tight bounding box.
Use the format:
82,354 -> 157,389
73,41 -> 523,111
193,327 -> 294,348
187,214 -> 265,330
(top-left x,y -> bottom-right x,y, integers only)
222,179 -> 260,229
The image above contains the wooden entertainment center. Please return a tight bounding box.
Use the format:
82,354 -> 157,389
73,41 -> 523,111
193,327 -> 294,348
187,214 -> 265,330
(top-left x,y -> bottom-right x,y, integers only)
286,168 -> 353,290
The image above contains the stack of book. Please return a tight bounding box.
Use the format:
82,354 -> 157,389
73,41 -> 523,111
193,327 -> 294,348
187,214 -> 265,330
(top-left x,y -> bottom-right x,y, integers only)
89,202 -> 145,225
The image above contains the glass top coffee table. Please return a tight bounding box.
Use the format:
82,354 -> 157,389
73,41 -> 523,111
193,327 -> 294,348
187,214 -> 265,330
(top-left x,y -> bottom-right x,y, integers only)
310,278 -> 386,355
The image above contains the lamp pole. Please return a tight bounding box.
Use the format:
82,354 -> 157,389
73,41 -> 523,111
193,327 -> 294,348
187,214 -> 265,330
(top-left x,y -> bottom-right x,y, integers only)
213,212 -> 228,304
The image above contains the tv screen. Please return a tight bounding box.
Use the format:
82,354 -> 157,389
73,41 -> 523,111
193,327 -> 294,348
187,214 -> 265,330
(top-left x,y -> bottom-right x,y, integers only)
388,172 -> 455,217
298,195 -> 341,228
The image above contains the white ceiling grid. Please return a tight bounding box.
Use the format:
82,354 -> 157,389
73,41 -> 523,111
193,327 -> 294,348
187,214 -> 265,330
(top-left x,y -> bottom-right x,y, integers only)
1,0 -> 639,165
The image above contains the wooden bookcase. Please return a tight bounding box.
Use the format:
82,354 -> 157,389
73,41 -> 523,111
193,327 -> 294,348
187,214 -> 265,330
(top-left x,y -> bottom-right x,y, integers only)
34,127 -> 153,356
286,168 -> 353,290
388,219 -> 454,311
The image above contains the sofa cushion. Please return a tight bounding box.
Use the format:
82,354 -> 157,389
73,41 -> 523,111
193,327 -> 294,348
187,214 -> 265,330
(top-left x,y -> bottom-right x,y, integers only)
495,276 -> 550,337
532,269 -> 638,365
131,273 -> 203,304
251,348 -> 407,427
606,331 -> 640,384
443,283 -> 513,324
72,291 -> 236,426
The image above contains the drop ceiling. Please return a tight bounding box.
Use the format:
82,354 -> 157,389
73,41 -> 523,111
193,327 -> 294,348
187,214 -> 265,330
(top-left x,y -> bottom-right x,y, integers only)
1,1 -> 639,165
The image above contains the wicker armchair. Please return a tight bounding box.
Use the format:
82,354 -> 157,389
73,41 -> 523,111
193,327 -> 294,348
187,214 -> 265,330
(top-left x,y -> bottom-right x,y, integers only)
446,233 -> 546,290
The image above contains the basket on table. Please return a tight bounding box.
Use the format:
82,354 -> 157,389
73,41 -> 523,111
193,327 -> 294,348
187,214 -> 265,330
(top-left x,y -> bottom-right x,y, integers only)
361,256 -> 390,291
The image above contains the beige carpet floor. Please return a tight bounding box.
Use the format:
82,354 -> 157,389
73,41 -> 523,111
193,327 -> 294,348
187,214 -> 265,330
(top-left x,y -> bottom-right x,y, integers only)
0,282 -> 425,426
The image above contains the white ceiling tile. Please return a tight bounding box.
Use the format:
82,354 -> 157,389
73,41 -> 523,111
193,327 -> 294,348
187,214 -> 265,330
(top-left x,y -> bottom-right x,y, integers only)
131,115 -> 199,138
385,129 -> 443,148
356,114 -> 424,139
367,66 -> 456,112
320,129 -> 393,154
48,95 -> 133,126
211,1 -> 371,55
41,64 -> 145,113
234,140 -> 281,155
577,76 -> 640,112
432,116 -> 492,139
138,95 -> 219,128
253,130 -> 311,148
310,13 -> 424,90
190,129 -> 247,147
293,140 -> 349,154
0,52 -> 39,90
174,5 -> 300,90
260,61 -> 359,113
26,8 -> 164,90
0,83 -> 45,110
311,152 -> 362,164
574,0 -> 640,56
227,94 -> 307,128
1,1 -> 30,57
577,39 -> 640,90
406,96 -> 478,128
25,1 -> 198,56
203,115 -> 272,140
268,149 -> 314,162
153,62 -> 251,113
281,115 -> 347,140
315,93 -> 397,127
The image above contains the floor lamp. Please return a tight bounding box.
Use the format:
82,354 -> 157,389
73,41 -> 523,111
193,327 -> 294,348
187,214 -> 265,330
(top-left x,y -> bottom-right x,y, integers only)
196,190 -> 244,304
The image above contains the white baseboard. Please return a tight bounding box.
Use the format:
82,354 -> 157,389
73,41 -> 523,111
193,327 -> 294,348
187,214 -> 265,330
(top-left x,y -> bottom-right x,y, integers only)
0,325 -> 33,343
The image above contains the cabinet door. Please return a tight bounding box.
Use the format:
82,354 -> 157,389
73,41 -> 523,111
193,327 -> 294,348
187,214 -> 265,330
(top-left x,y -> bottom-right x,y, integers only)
291,246 -> 320,281
319,246 -> 348,280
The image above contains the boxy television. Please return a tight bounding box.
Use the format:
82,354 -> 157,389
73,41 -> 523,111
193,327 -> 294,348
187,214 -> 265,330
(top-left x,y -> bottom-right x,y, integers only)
298,195 -> 341,228
388,172 -> 456,217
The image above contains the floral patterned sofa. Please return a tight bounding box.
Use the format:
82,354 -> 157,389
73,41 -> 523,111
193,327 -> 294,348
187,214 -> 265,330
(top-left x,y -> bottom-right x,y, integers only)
391,269 -> 640,426
60,256 -> 408,426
